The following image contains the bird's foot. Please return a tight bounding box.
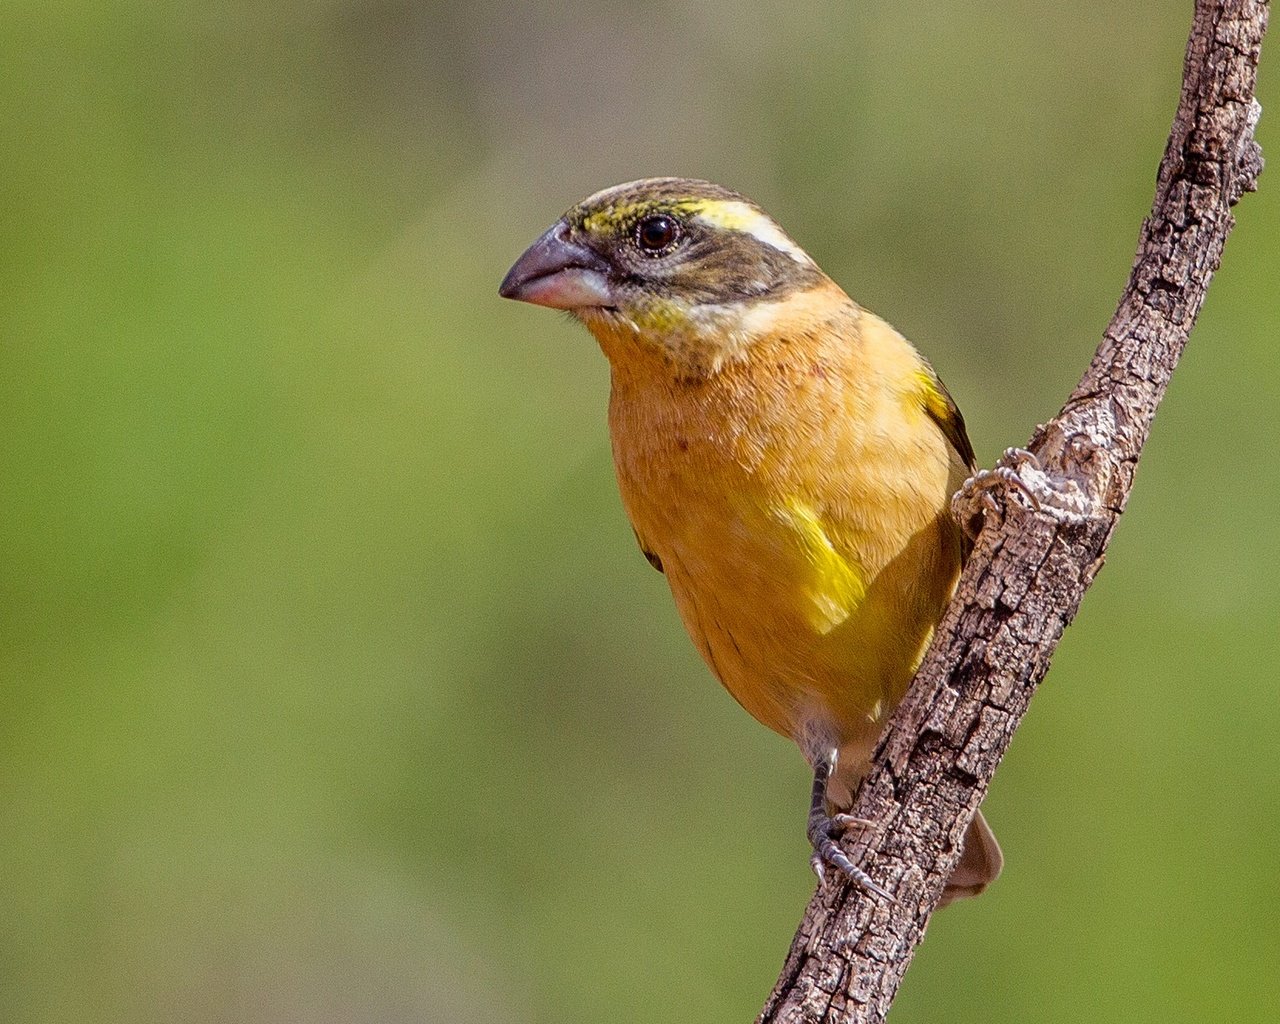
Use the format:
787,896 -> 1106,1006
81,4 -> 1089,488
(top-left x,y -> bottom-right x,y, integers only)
807,810 -> 894,899
805,751 -> 893,899
953,447 -> 1043,540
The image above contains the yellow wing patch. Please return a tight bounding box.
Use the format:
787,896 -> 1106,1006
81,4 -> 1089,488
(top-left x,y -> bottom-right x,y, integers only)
770,499 -> 867,635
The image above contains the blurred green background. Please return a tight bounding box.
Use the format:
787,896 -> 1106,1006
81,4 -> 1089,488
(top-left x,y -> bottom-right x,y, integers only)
3,2 -> 1277,1021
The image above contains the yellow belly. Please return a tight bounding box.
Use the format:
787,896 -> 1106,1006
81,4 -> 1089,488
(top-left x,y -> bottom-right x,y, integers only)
609,361 -> 963,764
627,455 -> 960,758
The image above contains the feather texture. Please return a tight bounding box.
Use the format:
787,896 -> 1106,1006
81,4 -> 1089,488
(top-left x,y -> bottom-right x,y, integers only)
596,280 -> 971,795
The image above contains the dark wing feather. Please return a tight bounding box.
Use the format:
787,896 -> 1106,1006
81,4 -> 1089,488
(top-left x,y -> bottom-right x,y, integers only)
634,530 -> 664,573
920,368 -> 976,472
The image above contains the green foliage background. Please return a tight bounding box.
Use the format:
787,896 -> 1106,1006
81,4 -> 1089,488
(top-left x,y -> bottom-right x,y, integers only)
3,2 -> 1277,1021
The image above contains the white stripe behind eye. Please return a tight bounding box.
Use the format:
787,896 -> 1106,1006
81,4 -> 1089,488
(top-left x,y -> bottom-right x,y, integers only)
692,201 -> 815,266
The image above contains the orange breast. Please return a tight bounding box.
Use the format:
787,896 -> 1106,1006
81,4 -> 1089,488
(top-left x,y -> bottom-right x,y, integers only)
599,287 -> 968,771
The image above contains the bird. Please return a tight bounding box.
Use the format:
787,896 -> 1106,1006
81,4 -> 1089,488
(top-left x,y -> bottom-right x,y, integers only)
499,177 -> 1001,904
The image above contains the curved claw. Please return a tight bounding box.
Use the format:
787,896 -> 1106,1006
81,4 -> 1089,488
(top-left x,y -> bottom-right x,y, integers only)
830,813 -> 876,834
809,851 -> 827,885
809,826 -> 895,901
953,448 -> 1043,539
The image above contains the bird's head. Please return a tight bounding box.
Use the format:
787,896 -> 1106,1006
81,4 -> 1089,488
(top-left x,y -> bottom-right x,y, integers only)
500,178 -> 832,374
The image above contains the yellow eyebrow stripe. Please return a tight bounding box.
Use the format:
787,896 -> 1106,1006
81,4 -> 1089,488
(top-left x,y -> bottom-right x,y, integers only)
580,198 -> 814,265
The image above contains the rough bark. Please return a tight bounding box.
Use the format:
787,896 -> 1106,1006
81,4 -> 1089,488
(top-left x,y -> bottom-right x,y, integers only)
756,3 -> 1268,1022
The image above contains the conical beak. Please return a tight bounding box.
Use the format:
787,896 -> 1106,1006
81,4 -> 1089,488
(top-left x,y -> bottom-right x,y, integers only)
499,221 -> 614,310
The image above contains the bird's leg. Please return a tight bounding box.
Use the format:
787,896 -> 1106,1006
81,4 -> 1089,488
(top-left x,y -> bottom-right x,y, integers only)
953,446 -> 1043,540
806,750 -> 893,900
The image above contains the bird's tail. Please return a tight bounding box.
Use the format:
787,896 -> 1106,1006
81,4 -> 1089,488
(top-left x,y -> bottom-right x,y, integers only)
940,809 -> 1003,906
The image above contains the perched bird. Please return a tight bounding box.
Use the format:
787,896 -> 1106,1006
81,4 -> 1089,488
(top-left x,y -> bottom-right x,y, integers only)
500,178 -> 1001,904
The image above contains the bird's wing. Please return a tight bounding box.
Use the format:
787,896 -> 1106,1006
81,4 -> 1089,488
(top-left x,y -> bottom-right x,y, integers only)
916,365 -> 977,563
634,529 -> 664,573
918,367 -> 976,472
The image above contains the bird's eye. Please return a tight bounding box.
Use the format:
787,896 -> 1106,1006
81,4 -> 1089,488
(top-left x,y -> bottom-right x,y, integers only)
635,214 -> 680,254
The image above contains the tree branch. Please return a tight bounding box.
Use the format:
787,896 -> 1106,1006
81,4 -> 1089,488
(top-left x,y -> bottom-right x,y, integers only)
756,3 -> 1268,1021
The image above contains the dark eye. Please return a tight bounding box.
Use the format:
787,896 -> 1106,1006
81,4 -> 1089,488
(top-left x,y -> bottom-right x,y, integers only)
635,214 -> 680,254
